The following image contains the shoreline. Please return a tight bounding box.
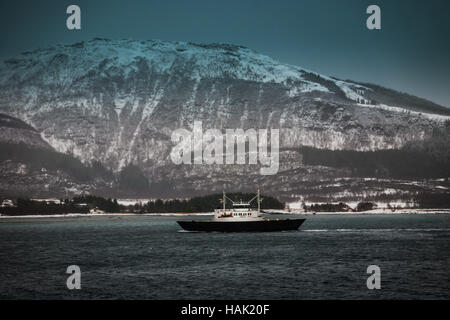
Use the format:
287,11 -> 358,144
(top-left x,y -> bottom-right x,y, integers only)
0,209 -> 449,219
0,212 -> 213,219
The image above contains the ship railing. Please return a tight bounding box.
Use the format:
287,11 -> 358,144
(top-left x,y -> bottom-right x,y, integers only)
214,209 -> 234,214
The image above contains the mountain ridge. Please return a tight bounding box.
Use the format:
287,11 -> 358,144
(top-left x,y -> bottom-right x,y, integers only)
0,38 -> 449,199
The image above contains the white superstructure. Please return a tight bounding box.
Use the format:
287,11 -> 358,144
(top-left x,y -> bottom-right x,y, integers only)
213,190 -> 264,221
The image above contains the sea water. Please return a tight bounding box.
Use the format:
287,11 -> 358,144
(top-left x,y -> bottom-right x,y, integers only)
0,214 -> 448,299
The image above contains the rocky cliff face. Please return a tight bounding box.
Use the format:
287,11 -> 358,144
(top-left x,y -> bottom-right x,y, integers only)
0,38 -> 449,199
0,114 -> 109,197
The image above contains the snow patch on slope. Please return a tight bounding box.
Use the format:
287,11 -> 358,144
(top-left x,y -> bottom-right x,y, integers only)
358,103 -> 450,122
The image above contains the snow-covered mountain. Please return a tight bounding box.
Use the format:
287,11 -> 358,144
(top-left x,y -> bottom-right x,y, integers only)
0,38 -> 449,198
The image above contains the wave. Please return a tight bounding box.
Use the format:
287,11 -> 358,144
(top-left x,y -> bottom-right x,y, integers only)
303,228 -> 450,232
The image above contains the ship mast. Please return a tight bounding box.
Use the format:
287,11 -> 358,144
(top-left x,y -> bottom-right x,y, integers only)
222,190 -> 226,210
220,190 -> 263,213
257,188 -> 260,214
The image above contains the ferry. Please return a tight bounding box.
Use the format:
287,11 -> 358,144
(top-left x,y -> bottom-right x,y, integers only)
177,190 -> 305,232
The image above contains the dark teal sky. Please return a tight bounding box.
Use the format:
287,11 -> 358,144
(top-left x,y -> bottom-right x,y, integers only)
1,0 -> 449,107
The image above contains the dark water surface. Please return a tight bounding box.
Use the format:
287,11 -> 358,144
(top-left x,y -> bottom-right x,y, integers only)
0,214 -> 449,299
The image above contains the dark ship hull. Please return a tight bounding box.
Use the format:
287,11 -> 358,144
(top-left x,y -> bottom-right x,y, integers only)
177,218 -> 305,232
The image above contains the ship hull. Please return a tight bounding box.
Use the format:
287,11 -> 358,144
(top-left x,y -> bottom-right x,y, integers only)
177,218 -> 305,232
